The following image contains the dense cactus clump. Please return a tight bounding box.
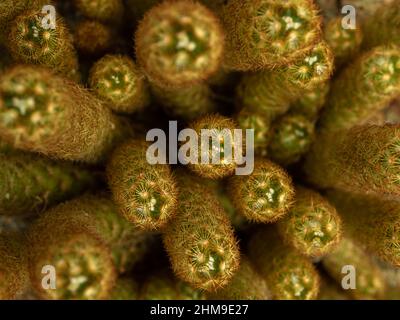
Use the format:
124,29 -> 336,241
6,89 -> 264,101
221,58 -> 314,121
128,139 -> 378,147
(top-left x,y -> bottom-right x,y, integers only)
304,124 -> 400,197
89,55 -> 150,113
0,65 -> 130,163
229,159 -> 295,223
135,0 -> 224,88
107,140 -> 178,230
163,171 -> 240,291
277,187 -> 342,257
248,227 -> 320,300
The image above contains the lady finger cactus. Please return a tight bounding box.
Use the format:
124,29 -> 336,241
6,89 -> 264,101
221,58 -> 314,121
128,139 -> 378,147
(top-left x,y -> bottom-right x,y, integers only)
318,46 -> 400,133
107,140 -> 178,230
0,65 -> 130,163
0,151 -> 96,216
135,0 -> 224,88
229,159 -> 295,223
237,42 -> 333,121
220,0 -> 322,71
304,124 -> 400,197
89,55 -> 150,114
163,171 -> 240,291
74,0 -> 124,24
277,187 -> 342,258
7,9 -> 79,81
248,227 -> 320,300
268,113 -> 315,166
327,190 -> 400,267
322,236 -> 386,300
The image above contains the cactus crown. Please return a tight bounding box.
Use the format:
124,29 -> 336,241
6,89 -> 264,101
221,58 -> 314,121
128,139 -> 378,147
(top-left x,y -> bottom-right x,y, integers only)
136,0 -> 224,88
75,0 -> 124,23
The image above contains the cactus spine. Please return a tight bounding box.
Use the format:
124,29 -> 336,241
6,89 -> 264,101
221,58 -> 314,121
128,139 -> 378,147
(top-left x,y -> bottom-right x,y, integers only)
163,171 -> 240,291
135,0 -> 224,88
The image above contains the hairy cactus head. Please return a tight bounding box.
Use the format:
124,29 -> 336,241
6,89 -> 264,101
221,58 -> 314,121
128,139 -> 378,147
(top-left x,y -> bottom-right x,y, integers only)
74,20 -> 113,56
74,0 -> 124,23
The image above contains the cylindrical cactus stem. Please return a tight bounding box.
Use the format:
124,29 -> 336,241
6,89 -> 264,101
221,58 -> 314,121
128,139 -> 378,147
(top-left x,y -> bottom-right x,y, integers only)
268,113 -> 315,166
162,171 -> 240,291
220,0 -> 322,71
7,9 -> 79,81
237,41 -> 333,121
229,159 -> 295,223
135,0 -> 224,88
322,236 -> 386,300
28,195 -> 151,299
318,46 -> 400,133
74,0 -> 124,24
0,65 -> 130,163
304,124 -> 400,197
184,114 -> 242,179
277,187 -> 342,258
248,227 -> 320,300
208,256 -> 271,300
74,20 -> 114,56
89,55 -> 150,114
236,108 -> 271,157
0,151 -> 96,216
326,190 -> 400,267
0,233 -> 28,299
140,271 -> 206,300
107,139 -> 178,230
324,17 -> 362,68
152,83 -> 216,121
362,2 -> 400,49
109,278 -> 140,300
290,81 -> 330,121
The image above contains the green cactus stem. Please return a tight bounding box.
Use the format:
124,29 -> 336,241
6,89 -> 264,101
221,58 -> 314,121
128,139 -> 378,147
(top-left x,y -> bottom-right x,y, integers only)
135,0 -> 224,88
89,55 -> 150,114
74,0 -> 124,23
322,236 -> 386,300
74,20 -> 114,56
162,171 -> 240,291
220,0 -> 322,71
327,190 -> 400,267
0,151 -> 96,216
229,159 -> 294,223
107,140 -> 178,230
318,46 -> 400,133
7,9 -> 79,81
277,187 -> 342,258
248,227 -> 320,300
268,113 -> 315,166
0,65 -> 131,163
208,256 -> 271,300
237,41 -> 333,121
304,124 -> 400,197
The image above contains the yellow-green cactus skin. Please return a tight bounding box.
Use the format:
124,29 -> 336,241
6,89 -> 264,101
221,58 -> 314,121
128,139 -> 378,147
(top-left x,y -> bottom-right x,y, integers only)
237,41 -> 333,121
322,236 -> 386,300
220,0 -> 322,71
74,0 -> 124,23
109,278 -> 140,300
140,271 -> 206,300
0,233 -> 28,299
152,83 -> 216,121
163,171 -> 240,291
208,257 -> 271,300
268,113 -> 315,166
74,20 -> 113,56
0,65 -> 128,163
0,151 -> 96,216
304,124 -> 400,197
185,114 -> 242,179
7,9 -> 79,81
318,46 -> 400,133
107,140 -> 178,230
89,55 -> 150,114
248,227 -> 320,300
229,159 -> 295,223
277,187 -> 342,258
135,0 -> 224,88
327,190 -> 400,267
